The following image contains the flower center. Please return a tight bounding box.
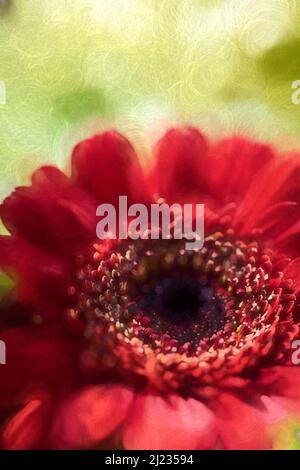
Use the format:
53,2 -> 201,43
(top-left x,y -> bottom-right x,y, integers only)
65,231 -> 298,391
156,277 -> 203,320
137,276 -> 226,347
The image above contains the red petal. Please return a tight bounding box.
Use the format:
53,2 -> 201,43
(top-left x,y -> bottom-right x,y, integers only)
234,154 -> 300,245
209,137 -> 273,205
0,166 -> 97,256
254,368 -> 300,426
122,393 -> 217,450
213,393 -> 271,450
51,385 -> 134,449
0,235 -> 72,309
258,395 -> 293,425
256,366 -> 300,400
0,326 -> 78,401
1,390 -> 51,450
72,131 -> 147,205
152,127 -> 209,203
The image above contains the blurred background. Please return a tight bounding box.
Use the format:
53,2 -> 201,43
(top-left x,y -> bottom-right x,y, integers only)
1,0 -> 300,197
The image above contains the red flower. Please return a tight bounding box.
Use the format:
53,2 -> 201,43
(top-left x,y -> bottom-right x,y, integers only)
0,128 -> 300,450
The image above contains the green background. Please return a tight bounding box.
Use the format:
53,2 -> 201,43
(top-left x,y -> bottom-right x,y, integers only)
1,0 -> 300,198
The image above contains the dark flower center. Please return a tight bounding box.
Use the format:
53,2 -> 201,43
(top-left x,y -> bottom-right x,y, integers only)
138,276 -> 226,345
144,277 -> 203,320
65,231 -> 298,390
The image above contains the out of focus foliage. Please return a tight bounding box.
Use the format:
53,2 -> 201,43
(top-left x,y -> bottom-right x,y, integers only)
0,0 -> 300,189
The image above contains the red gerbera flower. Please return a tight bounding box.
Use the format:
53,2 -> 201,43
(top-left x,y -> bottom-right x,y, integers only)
0,127 -> 300,450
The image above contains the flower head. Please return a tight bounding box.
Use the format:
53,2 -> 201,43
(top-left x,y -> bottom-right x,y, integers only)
1,128 -> 300,449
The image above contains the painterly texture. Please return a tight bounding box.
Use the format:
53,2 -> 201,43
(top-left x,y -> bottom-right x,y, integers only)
1,128 -> 300,449
1,0 -> 300,201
